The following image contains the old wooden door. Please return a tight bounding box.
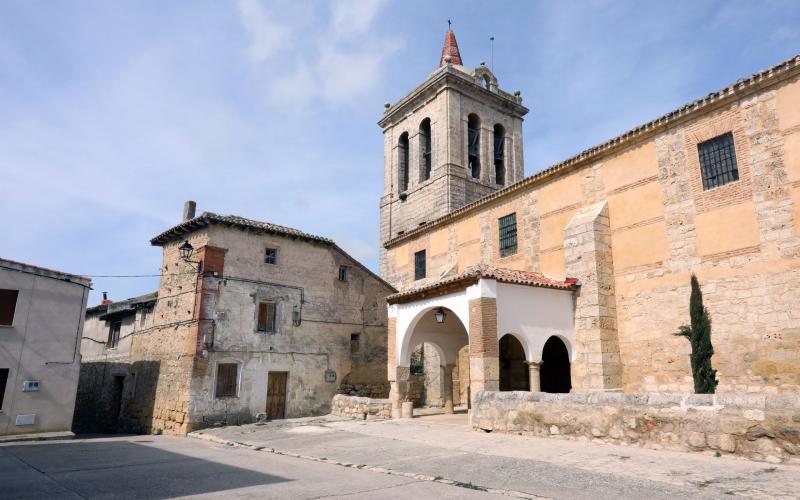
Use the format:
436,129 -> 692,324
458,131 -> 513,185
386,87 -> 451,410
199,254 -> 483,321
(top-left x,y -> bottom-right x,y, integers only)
266,371 -> 288,419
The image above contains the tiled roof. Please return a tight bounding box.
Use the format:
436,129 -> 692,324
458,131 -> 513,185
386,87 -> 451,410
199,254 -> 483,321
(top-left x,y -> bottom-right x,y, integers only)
384,53 -> 800,248
150,212 -> 395,292
150,212 -> 334,246
440,29 -> 463,66
386,264 -> 577,304
87,291 -> 157,316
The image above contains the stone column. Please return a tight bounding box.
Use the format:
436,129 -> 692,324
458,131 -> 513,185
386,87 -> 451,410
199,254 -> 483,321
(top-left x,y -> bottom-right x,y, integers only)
389,366 -> 410,419
443,364 -> 455,413
468,279 -> 500,407
564,201 -> 622,392
526,361 -> 541,392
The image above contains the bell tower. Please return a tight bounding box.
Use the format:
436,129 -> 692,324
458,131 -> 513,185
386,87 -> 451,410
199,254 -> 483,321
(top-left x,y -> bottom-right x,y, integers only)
378,28 -> 529,274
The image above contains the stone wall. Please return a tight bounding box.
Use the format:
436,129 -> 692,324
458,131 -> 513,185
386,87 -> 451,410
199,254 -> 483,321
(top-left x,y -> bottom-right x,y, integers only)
472,391 -> 800,462
330,394 -> 391,420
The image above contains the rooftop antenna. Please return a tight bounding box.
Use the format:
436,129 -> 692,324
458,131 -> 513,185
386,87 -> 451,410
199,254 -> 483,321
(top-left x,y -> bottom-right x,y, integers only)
490,36 -> 495,72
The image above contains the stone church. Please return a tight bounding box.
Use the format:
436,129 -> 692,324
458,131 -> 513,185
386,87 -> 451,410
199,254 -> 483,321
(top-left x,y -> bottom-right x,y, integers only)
380,29 -> 800,416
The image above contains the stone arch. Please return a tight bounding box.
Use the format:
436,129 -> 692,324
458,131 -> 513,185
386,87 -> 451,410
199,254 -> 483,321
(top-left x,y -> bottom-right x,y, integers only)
474,66 -> 498,90
540,336 -> 571,393
399,305 -> 469,367
499,333 -> 529,391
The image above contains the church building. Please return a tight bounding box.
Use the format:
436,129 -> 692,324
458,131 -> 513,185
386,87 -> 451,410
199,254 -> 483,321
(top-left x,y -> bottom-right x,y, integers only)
380,29 -> 800,416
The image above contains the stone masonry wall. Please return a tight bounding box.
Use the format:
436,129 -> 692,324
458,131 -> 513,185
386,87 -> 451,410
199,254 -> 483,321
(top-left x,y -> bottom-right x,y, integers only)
472,391 -> 800,462
330,394 -> 391,420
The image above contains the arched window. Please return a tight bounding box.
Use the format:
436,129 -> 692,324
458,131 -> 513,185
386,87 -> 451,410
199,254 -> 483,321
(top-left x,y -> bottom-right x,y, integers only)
419,118 -> 432,182
494,124 -> 505,186
398,132 -> 409,193
467,114 -> 480,179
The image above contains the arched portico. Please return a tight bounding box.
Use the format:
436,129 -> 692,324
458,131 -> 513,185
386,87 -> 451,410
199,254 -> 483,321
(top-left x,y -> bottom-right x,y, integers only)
387,265 -> 578,419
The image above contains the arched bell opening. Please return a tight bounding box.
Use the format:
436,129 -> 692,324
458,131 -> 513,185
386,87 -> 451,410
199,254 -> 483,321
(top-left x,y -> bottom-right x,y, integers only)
540,336 -> 571,393
499,334 -> 529,391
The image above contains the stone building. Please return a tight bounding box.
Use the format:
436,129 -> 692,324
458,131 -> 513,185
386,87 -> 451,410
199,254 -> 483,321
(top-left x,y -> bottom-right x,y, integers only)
73,292 -> 156,433
380,29 -> 800,416
80,203 -> 394,435
0,258 -> 91,437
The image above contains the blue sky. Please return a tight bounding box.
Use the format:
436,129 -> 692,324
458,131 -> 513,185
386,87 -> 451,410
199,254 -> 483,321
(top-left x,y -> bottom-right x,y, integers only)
1,0 -> 799,305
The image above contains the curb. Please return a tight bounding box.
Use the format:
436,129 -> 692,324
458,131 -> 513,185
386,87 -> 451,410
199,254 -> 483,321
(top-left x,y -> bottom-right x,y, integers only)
0,431 -> 75,444
188,431 -> 549,499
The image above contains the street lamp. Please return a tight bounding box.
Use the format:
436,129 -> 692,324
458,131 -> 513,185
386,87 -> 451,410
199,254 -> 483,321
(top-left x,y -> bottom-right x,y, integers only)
178,240 -> 201,271
434,307 -> 446,324
178,240 -> 194,261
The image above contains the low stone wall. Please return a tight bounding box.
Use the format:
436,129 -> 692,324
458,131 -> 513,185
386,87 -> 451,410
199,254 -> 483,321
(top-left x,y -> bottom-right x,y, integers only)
472,391 -> 800,462
336,382 -> 390,399
330,394 -> 392,420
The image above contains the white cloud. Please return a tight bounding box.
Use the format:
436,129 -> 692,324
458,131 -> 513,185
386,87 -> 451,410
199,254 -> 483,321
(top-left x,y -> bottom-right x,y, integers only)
237,0 -> 294,63
330,0 -> 385,41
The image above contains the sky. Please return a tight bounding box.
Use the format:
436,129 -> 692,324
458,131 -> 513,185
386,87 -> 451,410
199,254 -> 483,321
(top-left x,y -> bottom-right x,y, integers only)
1,0 -> 799,306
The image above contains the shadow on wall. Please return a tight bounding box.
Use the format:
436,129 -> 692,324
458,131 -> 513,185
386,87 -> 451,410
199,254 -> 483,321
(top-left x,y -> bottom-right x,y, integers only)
72,362 -> 130,434
1,440 -> 289,499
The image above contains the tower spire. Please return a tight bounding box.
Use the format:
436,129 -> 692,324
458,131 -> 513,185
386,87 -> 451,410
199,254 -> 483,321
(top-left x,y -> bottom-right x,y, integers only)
439,22 -> 463,67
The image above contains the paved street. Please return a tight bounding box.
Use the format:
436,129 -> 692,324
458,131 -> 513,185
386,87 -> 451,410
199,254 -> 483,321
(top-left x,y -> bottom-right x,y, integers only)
0,434 -> 499,499
2,414 -> 799,499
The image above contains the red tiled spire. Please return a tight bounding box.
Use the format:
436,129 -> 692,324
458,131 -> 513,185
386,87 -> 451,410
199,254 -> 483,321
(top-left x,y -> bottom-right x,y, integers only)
439,28 -> 463,67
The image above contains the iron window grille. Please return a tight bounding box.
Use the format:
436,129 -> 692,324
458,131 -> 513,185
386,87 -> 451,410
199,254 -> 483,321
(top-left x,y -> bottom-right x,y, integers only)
264,248 -> 277,265
107,321 -> 122,348
499,213 -> 518,257
215,363 -> 238,398
698,132 -> 739,190
414,250 -> 426,280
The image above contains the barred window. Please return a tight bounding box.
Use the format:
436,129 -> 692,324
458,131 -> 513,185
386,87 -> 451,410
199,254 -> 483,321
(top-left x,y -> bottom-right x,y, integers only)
499,213 -> 517,257
257,302 -> 276,333
107,321 -> 121,348
216,363 -> 238,398
414,250 -> 426,280
264,248 -> 277,265
698,132 -> 739,190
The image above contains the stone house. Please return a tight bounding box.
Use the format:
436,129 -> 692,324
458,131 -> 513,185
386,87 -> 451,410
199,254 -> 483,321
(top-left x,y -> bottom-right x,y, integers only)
380,29 -> 800,416
87,203 -> 394,435
72,292 -> 156,433
0,258 -> 91,437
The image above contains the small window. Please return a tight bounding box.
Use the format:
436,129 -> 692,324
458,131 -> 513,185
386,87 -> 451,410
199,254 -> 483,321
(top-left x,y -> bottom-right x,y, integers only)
0,368 -> 9,409
264,248 -> 278,265
107,321 -> 121,348
350,333 -> 360,354
215,363 -> 238,398
0,289 -> 19,326
398,132 -> 410,192
414,250 -> 426,280
257,302 -> 276,333
499,213 -> 518,257
698,132 -> 739,190
139,310 -> 147,328
338,265 -> 349,282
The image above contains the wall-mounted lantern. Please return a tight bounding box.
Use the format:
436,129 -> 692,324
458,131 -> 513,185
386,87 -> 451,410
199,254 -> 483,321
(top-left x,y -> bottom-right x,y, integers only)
434,307 -> 446,324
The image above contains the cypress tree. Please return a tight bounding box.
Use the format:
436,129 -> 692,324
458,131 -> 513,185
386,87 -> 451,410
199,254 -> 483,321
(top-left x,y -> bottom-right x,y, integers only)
674,274 -> 718,394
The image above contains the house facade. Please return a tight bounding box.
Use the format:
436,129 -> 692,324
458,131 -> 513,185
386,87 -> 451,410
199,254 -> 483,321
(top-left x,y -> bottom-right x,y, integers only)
88,203 -> 394,435
380,30 -> 800,416
0,258 -> 91,436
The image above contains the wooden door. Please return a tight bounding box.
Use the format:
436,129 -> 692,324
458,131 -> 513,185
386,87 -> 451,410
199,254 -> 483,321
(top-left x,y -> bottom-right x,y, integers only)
266,371 -> 288,419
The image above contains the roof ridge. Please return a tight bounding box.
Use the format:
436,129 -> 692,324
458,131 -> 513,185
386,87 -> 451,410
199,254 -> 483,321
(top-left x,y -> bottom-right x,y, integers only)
384,52 -> 800,248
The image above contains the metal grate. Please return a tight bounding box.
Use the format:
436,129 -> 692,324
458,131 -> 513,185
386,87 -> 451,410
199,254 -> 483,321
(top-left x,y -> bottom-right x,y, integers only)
499,213 -> 518,257
216,363 -> 238,398
414,250 -> 426,280
698,132 -> 739,190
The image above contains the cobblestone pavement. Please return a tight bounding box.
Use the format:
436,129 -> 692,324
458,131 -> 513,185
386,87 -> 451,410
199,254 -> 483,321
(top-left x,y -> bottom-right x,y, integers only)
192,413 -> 800,499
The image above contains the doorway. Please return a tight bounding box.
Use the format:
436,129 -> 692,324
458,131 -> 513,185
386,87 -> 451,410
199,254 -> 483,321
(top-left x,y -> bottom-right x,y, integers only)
499,335 -> 529,391
266,371 -> 288,419
540,336 -> 571,393
108,375 -> 125,432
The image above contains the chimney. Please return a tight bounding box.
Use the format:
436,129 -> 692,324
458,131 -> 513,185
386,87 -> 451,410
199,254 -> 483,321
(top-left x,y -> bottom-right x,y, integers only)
101,292 -> 112,305
183,200 -> 197,222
